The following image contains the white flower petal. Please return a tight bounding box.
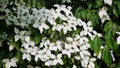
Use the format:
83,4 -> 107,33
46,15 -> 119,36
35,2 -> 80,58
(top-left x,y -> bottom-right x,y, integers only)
9,45 -> 14,51
117,36 -> 120,44
104,0 -> 112,6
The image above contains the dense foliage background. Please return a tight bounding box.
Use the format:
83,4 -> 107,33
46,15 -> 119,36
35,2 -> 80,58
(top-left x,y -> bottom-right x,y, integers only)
0,0 -> 120,68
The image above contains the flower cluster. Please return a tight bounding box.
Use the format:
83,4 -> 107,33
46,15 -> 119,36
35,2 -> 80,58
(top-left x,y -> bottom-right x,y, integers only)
9,4 -> 102,67
5,2 -> 33,28
1,2 -> 108,68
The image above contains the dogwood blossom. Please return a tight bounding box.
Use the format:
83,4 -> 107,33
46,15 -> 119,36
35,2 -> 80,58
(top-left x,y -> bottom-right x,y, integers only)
72,65 -> 77,68
62,0 -> 71,3
2,57 -> 18,68
104,0 -> 112,6
98,7 -> 110,23
117,36 -> 120,44
9,45 -> 14,51
22,53 -> 31,61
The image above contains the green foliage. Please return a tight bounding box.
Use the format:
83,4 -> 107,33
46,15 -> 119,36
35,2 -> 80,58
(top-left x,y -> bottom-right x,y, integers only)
105,29 -> 115,49
89,36 -> 101,55
102,47 -> 112,66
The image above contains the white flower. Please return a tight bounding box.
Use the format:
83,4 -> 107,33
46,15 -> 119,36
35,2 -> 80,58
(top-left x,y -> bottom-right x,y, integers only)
97,51 -> 102,59
80,52 -> 84,59
35,54 -> 39,62
0,42 -> 2,47
62,49 -> 72,58
63,23 -> 72,34
30,46 -> 39,55
88,62 -> 95,68
45,60 -> 53,66
74,56 -> 80,60
25,36 -> 30,42
90,58 -> 96,62
40,54 -> 49,61
22,53 -> 31,61
81,60 -> 87,68
98,7 -> 110,23
110,50 -> 115,62
2,57 -> 18,68
47,16 -> 56,25
38,23 -> 49,33
33,22 -> 49,33
62,0 -> 71,3
104,0 -> 112,6
66,37 -> 73,42
27,65 -> 34,68
9,45 -> 14,51
53,54 -> 63,65
87,21 -> 92,26
49,43 -> 57,51
52,24 -> 63,32
35,66 -> 40,68
27,65 -> 40,68
56,41 -> 63,51
22,41 -> 35,49
72,65 -> 77,68
117,36 -> 120,44
116,32 -> 120,35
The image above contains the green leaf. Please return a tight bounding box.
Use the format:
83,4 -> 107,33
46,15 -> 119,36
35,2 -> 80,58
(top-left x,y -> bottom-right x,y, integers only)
74,7 -> 81,17
15,51 -> 24,64
95,64 -> 101,68
81,10 -> 87,20
31,33 -> 42,45
89,36 -> 101,55
102,47 -> 112,65
112,23 -> 119,35
95,0 -> 103,8
115,1 -> 120,14
104,22 -> 112,32
87,10 -> 91,20
105,30 -> 114,49
88,4 -> 93,9
115,59 -> 120,68
12,41 -> 20,50
114,42 -> 120,57
113,6 -> 119,18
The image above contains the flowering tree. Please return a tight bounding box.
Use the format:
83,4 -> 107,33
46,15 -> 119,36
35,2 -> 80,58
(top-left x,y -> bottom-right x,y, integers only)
0,0 -> 120,68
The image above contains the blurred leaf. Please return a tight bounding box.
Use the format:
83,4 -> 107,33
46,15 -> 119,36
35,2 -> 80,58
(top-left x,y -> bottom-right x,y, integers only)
88,4 -> 93,9
81,10 -> 87,20
115,1 -> 120,13
112,23 -> 119,35
34,34 -> 41,45
113,6 -> 119,18
114,42 -> 120,57
87,10 -> 91,20
95,0 -> 103,8
95,64 -> 101,68
102,47 -> 112,65
104,22 -> 112,31
15,51 -> 24,64
115,59 -> 120,68
74,7 -> 81,18
104,22 -> 119,35
14,42 -> 20,50
89,36 -> 101,55
105,29 -> 115,49
31,33 -> 42,45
